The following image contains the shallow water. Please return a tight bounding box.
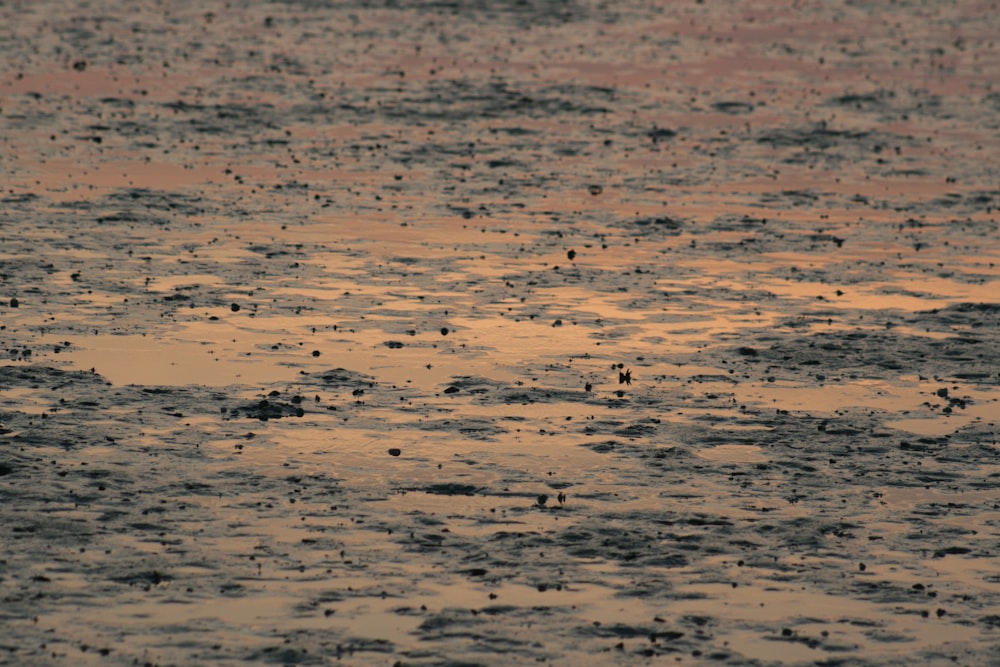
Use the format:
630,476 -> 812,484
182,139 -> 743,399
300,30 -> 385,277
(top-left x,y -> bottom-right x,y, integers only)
2,1 -> 999,665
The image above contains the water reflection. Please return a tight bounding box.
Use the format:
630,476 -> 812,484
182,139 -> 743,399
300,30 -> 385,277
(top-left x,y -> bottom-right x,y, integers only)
1,0 -> 998,664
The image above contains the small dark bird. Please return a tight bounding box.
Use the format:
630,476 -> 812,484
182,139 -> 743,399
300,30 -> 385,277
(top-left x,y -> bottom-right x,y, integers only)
619,368 -> 632,385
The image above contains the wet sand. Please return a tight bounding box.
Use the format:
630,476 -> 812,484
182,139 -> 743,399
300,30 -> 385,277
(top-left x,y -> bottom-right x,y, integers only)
2,1 -> 999,665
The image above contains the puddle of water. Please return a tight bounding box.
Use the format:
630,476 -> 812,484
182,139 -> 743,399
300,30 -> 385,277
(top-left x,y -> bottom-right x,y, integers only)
0,386 -> 54,416
695,444 -> 768,464
672,581 -> 980,662
67,334 -> 287,387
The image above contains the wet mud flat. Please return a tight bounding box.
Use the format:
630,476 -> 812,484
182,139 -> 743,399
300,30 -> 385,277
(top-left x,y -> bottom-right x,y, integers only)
2,0 -> 1000,665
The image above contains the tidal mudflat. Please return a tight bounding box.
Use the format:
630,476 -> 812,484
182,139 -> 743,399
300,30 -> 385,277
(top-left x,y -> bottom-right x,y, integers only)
1,1 -> 999,665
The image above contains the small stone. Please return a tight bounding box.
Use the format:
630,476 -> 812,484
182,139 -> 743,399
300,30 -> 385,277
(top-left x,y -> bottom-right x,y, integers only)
388,448 -> 401,457
231,303 -> 240,312
9,298 -> 18,308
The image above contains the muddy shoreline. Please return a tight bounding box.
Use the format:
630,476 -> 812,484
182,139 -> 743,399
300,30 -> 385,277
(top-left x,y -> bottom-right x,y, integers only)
2,1 -> 999,665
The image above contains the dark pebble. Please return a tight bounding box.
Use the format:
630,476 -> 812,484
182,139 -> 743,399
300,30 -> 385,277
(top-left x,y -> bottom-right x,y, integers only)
388,448 -> 401,457
231,303 -> 240,312
9,298 -> 18,308
312,350 -> 320,357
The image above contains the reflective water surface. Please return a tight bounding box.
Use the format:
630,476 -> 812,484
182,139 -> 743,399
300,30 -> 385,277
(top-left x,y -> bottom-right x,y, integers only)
2,1 -> 999,665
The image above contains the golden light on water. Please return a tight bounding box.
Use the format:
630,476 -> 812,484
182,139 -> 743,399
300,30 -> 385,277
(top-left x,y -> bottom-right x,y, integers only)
1,1 -> 999,664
